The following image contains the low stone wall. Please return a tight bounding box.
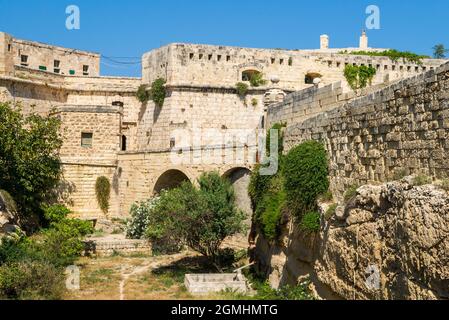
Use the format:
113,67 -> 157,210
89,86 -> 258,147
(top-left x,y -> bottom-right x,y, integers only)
283,62 -> 449,198
84,237 -> 151,257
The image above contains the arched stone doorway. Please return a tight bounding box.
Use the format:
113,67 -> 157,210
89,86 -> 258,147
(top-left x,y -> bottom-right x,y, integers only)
153,169 -> 191,195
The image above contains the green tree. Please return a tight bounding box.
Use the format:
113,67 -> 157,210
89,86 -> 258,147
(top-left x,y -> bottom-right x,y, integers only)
0,102 -> 62,228
433,44 -> 448,59
141,172 -> 245,268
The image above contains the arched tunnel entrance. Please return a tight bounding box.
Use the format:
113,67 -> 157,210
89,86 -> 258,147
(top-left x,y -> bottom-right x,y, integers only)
153,169 -> 191,195
223,167 -> 253,222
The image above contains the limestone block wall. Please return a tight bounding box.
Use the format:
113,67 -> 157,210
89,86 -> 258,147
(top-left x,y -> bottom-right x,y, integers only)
136,87 -> 264,151
55,106 -> 123,218
142,43 -> 446,94
281,62 -> 449,198
8,33 -> 100,76
0,32 -> 14,76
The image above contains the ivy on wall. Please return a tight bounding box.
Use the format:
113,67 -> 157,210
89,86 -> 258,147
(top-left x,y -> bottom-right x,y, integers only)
135,78 -> 167,107
340,49 -> 429,65
95,176 -> 111,214
344,65 -> 376,91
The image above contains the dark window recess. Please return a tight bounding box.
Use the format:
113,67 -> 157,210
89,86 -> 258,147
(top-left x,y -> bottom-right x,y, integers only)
112,101 -> 124,107
7,44 -> 11,52
20,55 -> 28,66
217,55 -> 222,61
81,132 -> 93,148
199,54 -> 203,60
83,65 -> 89,75
121,135 -> 127,151
271,58 -> 275,64
69,69 -> 75,75
280,59 -> 284,65
189,53 -> 194,60
53,60 -> 61,74
39,66 -> 47,71
226,55 -> 231,62
170,138 -> 176,149
208,54 -> 213,61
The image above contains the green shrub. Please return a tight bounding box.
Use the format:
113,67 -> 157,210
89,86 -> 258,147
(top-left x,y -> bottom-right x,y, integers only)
141,172 -> 245,266
235,82 -> 249,96
43,204 -> 71,225
252,281 -> 314,300
392,168 -> 408,181
248,163 -> 273,210
126,197 -> 159,239
283,141 -> 329,217
441,179 -> 449,192
325,204 -> 337,220
249,72 -> 267,87
413,174 -> 432,186
251,98 -> 258,107
136,84 -> 150,103
0,260 -> 64,300
150,78 -> 167,107
300,212 -> 321,233
255,176 -> 286,241
344,184 -> 359,202
95,176 -> 111,214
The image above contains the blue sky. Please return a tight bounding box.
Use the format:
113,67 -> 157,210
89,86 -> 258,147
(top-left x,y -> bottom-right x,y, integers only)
0,0 -> 447,77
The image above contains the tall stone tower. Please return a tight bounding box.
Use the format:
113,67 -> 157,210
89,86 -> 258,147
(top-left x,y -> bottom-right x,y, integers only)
0,32 -> 14,76
320,34 -> 329,50
359,30 -> 368,50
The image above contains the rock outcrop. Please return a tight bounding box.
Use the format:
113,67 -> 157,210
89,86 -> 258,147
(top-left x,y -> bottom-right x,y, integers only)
0,189 -> 20,237
251,179 -> 449,300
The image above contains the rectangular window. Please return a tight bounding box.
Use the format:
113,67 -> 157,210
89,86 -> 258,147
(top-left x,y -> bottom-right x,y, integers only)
7,44 -> 11,52
170,138 -> 176,149
81,132 -> 93,148
217,55 -> 222,61
226,55 -> 231,62
39,65 -> 47,71
20,55 -> 28,66
199,54 -> 203,60
189,53 -> 194,60
83,65 -> 89,75
271,58 -> 275,64
280,59 -> 284,65
54,60 -> 60,68
208,54 -> 213,61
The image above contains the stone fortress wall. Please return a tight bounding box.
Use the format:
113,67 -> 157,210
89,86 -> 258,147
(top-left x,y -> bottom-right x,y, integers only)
1,30 -> 447,219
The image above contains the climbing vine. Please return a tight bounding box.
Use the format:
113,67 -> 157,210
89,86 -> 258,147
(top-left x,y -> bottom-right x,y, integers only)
150,78 -> 167,107
95,176 -> 111,214
344,65 -> 376,91
340,49 -> 429,64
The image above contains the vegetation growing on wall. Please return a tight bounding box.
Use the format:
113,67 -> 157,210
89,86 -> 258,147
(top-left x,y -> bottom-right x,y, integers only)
344,65 -> 376,90
150,78 -> 167,107
136,84 -> 150,103
283,141 -> 329,217
235,82 -> 249,97
0,102 -> 63,228
95,176 -> 111,214
341,49 -> 429,64
249,72 -> 267,87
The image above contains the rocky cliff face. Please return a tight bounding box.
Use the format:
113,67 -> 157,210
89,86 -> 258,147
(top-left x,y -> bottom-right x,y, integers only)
251,179 -> 449,300
0,190 -> 20,237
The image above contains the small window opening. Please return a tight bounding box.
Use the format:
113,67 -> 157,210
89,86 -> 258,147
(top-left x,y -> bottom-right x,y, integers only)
7,44 -> 11,52
199,54 -> 203,60
189,53 -> 194,60
121,135 -> 127,151
170,138 -> 176,149
217,55 -> 222,61
83,65 -> 89,76
112,101 -> 124,107
54,60 -> 60,74
288,57 -> 293,66
271,58 -> 275,64
226,55 -> 231,62
208,54 -> 213,60
81,132 -> 93,148
280,58 -> 284,65
241,69 -> 261,82
305,72 -> 322,84
20,55 -> 28,66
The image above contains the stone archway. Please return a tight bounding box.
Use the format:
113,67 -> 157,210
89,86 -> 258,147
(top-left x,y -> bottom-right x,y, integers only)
153,169 -> 191,195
